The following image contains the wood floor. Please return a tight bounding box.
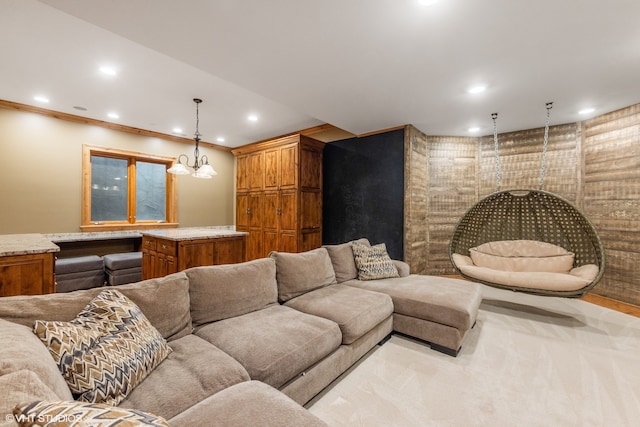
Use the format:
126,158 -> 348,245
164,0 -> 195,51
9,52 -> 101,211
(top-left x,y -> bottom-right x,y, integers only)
582,293 -> 640,318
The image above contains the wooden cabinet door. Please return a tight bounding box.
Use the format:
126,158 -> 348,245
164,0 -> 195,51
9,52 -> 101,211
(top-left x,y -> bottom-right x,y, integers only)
245,230 -> 262,261
263,230 -> 279,257
0,253 -> 54,296
248,152 -> 264,190
248,192 -> 262,228
236,193 -> 249,228
278,233 -> 298,253
279,190 -> 298,234
141,250 -> 156,280
279,144 -> 298,190
236,155 -> 250,192
213,237 -> 246,264
264,148 -> 279,191
300,191 -> 321,231
300,146 -> 322,190
178,241 -> 214,270
263,192 -> 279,231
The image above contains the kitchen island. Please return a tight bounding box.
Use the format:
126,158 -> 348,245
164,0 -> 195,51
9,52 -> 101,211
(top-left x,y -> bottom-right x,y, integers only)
141,228 -> 247,280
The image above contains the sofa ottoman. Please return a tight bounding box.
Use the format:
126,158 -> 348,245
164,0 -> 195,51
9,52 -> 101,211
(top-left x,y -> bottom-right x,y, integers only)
346,275 -> 482,355
325,239 -> 483,356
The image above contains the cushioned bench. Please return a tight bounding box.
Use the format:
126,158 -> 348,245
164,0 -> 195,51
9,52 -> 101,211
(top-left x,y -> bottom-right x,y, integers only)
55,255 -> 105,293
103,252 -> 142,286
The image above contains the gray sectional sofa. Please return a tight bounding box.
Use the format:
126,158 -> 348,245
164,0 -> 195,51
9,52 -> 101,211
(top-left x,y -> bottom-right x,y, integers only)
0,239 -> 482,426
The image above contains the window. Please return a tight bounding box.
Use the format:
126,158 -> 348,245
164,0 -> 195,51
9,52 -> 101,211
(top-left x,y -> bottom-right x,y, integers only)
82,145 -> 177,230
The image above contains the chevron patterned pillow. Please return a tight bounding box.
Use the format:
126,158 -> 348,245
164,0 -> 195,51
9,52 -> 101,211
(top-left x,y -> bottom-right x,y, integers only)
13,400 -> 170,426
33,289 -> 172,406
351,242 -> 400,280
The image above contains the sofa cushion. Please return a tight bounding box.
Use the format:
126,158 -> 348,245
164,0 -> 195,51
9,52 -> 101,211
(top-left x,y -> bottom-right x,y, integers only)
0,319 -> 72,401
352,242 -> 399,280
186,258 -> 278,327
270,248 -> 338,302
323,238 -> 370,283
33,289 -> 172,405
345,275 -> 482,332
0,370 -> 61,424
119,334 -> 250,420
469,240 -> 575,273
13,401 -> 169,426
169,381 -> 328,427
285,284 -> 393,344
0,272 -> 192,342
195,305 -> 341,389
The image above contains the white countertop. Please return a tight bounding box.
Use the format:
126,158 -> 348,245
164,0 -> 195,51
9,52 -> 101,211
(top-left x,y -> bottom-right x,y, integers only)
0,234 -> 60,257
0,226 -> 244,256
141,227 -> 248,241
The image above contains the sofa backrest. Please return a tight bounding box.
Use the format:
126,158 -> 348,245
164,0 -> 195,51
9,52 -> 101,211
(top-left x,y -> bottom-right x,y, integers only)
269,247 -> 338,302
322,238 -> 370,283
0,272 -> 192,342
186,258 -> 278,327
0,318 -> 74,404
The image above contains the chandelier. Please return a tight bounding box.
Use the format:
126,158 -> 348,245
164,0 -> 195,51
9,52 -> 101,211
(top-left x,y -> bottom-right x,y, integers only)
167,98 -> 218,179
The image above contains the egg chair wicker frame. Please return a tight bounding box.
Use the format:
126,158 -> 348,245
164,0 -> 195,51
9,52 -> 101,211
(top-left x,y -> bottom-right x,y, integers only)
448,104 -> 606,297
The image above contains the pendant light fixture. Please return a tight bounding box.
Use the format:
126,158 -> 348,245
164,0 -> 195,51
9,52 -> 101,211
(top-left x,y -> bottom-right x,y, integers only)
167,98 -> 218,179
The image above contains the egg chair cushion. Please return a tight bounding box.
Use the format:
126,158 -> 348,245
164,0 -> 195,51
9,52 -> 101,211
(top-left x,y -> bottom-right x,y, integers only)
469,240 -> 575,273
452,254 -> 599,292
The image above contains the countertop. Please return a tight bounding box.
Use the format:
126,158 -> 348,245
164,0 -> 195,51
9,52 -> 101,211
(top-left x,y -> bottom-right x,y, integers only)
0,234 -> 60,257
0,226 -> 245,256
141,227 -> 248,241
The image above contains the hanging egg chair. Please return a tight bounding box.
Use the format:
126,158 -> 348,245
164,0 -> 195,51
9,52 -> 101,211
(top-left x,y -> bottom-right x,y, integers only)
449,104 -> 605,297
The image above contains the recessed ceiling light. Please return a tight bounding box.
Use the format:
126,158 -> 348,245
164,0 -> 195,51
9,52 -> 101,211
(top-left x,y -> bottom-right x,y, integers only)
579,108 -> 595,115
248,114 -> 259,122
99,66 -> 117,76
468,85 -> 487,94
468,127 -> 481,133
172,127 -> 184,134
418,0 -> 440,5
216,137 -> 225,143
34,95 -> 50,103
107,112 -> 119,119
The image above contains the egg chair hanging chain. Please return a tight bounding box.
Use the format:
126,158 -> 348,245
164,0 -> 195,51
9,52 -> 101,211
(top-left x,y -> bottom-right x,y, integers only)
539,102 -> 554,190
492,112 -> 501,191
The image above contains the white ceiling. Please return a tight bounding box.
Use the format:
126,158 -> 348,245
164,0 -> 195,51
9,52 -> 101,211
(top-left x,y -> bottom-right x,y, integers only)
2,0 -> 639,148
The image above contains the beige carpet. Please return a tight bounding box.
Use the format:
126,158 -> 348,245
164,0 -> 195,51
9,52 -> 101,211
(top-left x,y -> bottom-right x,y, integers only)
307,285 -> 640,427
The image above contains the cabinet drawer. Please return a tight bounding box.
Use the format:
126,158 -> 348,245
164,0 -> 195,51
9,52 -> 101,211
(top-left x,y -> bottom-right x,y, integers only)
157,239 -> 177,255
142,237 -> 157,251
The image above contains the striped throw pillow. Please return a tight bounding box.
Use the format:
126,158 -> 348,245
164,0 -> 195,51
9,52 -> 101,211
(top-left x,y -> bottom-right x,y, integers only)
352,242 -> 399,280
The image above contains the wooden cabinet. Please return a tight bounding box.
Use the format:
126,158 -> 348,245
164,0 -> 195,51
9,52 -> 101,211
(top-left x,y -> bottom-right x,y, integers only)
233,134 -> 324,260
0,253 -> 55,296
141,234 -> 246,280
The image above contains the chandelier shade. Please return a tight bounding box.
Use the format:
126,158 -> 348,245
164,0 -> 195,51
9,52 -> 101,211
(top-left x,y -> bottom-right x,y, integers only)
167,98 -> 218,179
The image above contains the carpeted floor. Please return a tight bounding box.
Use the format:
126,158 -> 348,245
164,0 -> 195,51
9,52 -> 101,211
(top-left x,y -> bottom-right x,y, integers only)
307,285 -> 640,427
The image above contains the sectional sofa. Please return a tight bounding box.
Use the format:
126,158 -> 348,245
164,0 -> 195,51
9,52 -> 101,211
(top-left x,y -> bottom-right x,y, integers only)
0,239 -> 482,426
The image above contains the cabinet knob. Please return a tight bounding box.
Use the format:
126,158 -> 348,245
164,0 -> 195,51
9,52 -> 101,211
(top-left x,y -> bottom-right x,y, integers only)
162,244 -> 168,249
